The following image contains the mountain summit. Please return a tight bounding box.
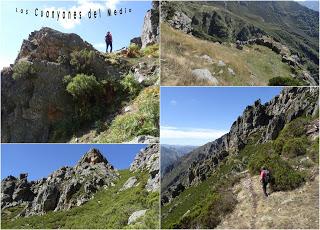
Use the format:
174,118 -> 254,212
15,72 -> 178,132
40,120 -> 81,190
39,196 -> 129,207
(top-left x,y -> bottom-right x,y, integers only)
1,148 -> 118,216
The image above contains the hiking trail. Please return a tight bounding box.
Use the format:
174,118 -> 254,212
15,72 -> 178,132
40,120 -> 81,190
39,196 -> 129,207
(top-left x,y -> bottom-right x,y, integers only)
217,170 -> 319,229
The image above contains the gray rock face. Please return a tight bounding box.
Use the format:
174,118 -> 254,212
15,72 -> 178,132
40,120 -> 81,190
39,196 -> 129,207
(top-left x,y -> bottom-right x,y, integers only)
130,37 -> 142,48
191,69 -> 219,85
166,11 -> 192,34
1,148 -> 118,216
130,144 -> 160,192
131,61 -> 160,87
1,27 -> 130,143
120,176 -> 137,191
128,209 -> 148,225
162,87 -> 319,203
128,135 -> 159,144
141,1 -> 159,48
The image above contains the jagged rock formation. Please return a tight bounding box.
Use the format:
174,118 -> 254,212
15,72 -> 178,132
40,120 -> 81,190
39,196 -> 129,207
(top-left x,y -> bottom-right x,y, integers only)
1,27 -> 129,143
161,87 -> 319,203
130,144 -> 160,192
141,1 -> 159,48
1,148 -> 118,216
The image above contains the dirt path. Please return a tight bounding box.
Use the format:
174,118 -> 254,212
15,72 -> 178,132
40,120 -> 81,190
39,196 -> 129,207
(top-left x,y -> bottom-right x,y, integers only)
217,171 -> 319,229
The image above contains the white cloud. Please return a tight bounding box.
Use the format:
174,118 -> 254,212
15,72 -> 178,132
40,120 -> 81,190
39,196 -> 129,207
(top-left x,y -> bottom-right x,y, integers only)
93,42 -> 106,49
44,0 -> 120,29
161,126 -> 227,140
170,100 -> 177,106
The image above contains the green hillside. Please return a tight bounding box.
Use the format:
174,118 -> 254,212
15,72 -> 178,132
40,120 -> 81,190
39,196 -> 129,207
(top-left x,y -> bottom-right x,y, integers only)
161,116 -> 319,229
2,170 -> 159,229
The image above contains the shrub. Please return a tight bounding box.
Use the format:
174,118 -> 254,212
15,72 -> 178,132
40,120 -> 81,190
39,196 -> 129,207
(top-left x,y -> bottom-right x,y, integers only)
70,49 -> 95,74
247,143 -> 305,191
282,137 -> 308,158
12,61 -> 36,80
268,76 -> 303,86
120,73 -> 142,99
66,74 -> 104,121
66,74 -> 103,101
308,137 -> 319,163
127,44 -> 141,58
273,117 -> 310,155
141,44 -> 159,57
62,75 -> 72,85
99,87 -> 159,143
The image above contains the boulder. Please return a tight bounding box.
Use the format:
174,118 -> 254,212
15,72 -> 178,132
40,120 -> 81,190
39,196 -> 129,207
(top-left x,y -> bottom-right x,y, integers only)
128,135 -> 159,144
191,69 -> 219,85
120,176 -> 137,191
128,209 -> 148,225
130,37 -> 142,48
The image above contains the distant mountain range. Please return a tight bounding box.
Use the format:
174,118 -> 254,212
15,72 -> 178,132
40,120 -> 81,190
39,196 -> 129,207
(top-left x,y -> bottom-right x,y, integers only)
161,145 -> 198,176
298,1 -> 319,12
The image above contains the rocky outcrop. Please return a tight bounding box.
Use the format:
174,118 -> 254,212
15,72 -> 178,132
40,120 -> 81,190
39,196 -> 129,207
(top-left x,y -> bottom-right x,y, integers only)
1,27 -> 129,143
130,144 -> 160,192
191,69 -> 219,85
120,176 -> 137,191
130,37 -> 142,48
161,87 -> 319,203
128,209 -> 148,225
1,148 -> 118,216
141,1 -> 159,48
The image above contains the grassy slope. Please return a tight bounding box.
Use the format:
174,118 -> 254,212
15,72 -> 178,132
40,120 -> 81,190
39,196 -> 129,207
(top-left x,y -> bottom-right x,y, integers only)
1,170 -> 160,229
161,116 -> 319,229
176,1 -> 319,73
161,23 -> 292,86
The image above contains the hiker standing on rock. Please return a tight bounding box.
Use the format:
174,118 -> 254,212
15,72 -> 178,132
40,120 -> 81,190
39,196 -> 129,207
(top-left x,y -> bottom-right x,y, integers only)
260,166 -> 270,197
105,31 -> 113,53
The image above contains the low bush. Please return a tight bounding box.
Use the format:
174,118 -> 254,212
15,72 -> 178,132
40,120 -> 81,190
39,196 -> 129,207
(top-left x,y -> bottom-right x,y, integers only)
120,73 -> 142,99
66,74 -> 105,122
268,76 -> 303,86
70,49 -> 95,74
282,137 -> 308,158
127,44 -> 141,58
308,137 -> 319,163
273,117 -> 310,155
141,44 -> 159,57
12,61 -> 36,80
247,143 -> 305,191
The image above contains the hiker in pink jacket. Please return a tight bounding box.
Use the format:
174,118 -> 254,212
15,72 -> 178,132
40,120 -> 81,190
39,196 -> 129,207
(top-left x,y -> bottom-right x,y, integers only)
260,166 -> 270,197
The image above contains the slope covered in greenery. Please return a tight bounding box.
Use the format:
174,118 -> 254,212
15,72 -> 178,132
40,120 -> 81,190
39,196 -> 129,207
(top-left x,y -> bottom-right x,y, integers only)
2,170 -> 159,229
161,116 -> 319,229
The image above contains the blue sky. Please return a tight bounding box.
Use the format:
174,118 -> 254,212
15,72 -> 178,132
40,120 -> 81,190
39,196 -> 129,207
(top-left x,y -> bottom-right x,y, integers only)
1,144 -> 146,181
161,87 -> 283,146
0,0 -> 151,69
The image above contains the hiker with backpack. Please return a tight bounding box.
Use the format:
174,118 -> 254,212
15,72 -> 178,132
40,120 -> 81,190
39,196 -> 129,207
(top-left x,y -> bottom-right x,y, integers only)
260,166 -> 270,197
105,31 -> 113,53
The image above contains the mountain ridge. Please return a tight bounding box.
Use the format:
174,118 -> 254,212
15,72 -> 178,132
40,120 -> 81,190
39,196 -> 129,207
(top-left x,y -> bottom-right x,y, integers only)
161,87 -> 319,203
